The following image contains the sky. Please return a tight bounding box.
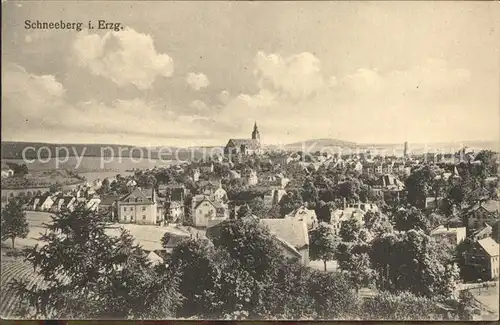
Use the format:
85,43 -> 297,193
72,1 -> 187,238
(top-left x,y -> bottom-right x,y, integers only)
2,1 -> 499,147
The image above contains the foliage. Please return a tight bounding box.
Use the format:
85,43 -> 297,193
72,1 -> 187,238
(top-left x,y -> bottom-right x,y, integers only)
339,217 -> 362,242
209,218 -> 286,281
314,200 -> 332,223
405,165 -> 436,209
1,199 -> 29,248
278,189 -> 303,217
11,209 -> 181,319
393,207 -> 431,233
48,183 -> 63,194
336,242 -> 375,292
308,270 -> 360,319
361,291 -> 442,320
369,230 -> 459,299
246,197 -> 267,218
309,223 -> 338,271
300,180 -> 318,203
6,162 -> 29,177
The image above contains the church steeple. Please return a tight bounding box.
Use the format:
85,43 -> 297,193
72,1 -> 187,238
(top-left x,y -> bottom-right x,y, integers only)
252,121 -> 260,143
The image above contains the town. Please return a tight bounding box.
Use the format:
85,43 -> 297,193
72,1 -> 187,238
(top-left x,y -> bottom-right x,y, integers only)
2,0 -> 498,321
1,123 -> 499,320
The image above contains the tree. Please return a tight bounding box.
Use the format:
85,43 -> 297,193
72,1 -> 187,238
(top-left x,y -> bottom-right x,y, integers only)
314,200 -> 332,223
300,180 -> 318,203
369,230 -> 459,299
49,183 -> 63,194
6,162 -> 29,177
339,217 -> 362,242
11,209 -> 181,319
405,165 -> 436,209
361,291 -> 441,320
247,197 -> 267,218
308,270 -> 360,319
393,207 -> 430,233
336,243 -> 375,292
1,200 -> 29,248
209,218 -> 286,281
309,223 -> 338,271
278,189 -> 303,217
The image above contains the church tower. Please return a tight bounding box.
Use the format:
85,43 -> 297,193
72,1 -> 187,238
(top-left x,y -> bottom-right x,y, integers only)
252,121 -> 260,144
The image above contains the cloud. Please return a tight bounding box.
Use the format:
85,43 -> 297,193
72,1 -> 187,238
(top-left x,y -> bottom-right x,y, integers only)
189,99 -> 209,112
218,90 -> 230,104
72,28 -> 174,90
254,51 -> 326,100
214,54 -> 493,144
186,72 -> 210,90
1,64 -> 219,145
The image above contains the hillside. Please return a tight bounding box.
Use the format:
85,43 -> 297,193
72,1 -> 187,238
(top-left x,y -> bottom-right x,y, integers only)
282,138 -> 358,151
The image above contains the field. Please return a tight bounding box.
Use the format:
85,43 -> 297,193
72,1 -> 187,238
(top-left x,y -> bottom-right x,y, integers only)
0,251 -> 41,319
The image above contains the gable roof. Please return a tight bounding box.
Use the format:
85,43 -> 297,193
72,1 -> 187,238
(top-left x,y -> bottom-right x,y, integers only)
260,218 -> 309,250
193,195 -> 217,210
100,194 -> 120,206
477,237 -> 499,257
227,139 -> 260,150
119,188 -> 156,204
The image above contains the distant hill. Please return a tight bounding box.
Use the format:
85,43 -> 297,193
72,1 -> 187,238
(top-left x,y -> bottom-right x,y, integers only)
281,138 -> 358,151
2,139 -> 497,161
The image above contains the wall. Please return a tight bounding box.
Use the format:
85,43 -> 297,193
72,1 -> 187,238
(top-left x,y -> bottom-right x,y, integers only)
193,201 -> 216,227
117,203 -> 157,225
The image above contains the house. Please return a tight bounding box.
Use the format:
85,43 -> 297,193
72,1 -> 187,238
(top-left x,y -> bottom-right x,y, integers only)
362,162 -> 375,176
191,162 -> 214,174
191,195 -> 229,228
29,194 -> 54,211
165,201 -> 183,223
330,207 -> 365,235
263,188 -> 287,209
466,199 -> 499,230
85,197 -> 101,211
425,197 -> 446,210
228,170 -> 241,180
285,206 -> 318,230
380,174 -> 405,191
260,218 -> 310,265
213,181 -> 228,203
472,223 -> 493,241
347,202 -> 380,214
117,188 -> 160,225
158,184 -> 186,202
430,225 -> 466,246
246,169 -> 258,186
224,122 -> 262,156
53,196 -> 76,212
463,237 -> 499,281
98,194 -> 119,220
1,167 -> 14,178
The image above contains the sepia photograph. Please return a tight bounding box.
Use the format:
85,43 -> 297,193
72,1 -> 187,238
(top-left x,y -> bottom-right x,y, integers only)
1,0 -> 499,321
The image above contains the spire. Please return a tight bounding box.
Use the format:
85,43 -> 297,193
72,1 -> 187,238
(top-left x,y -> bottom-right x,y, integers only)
252,121 -> 260,142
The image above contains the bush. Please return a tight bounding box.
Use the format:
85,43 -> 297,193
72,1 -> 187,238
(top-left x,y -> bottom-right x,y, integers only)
361,291 -> 441,320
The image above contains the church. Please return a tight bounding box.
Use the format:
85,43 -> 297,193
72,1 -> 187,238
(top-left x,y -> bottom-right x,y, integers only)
224,122 -> 262,156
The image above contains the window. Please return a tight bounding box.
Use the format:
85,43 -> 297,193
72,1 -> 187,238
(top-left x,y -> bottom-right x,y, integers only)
142,215 -> 146,220
123,207 -> 127,211
142,207 -> 146,211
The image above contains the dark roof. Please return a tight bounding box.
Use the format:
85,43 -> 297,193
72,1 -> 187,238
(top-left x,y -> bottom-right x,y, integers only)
100,195 -> 120,206
227,139 -> 260,150
119,188 -> 157,204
